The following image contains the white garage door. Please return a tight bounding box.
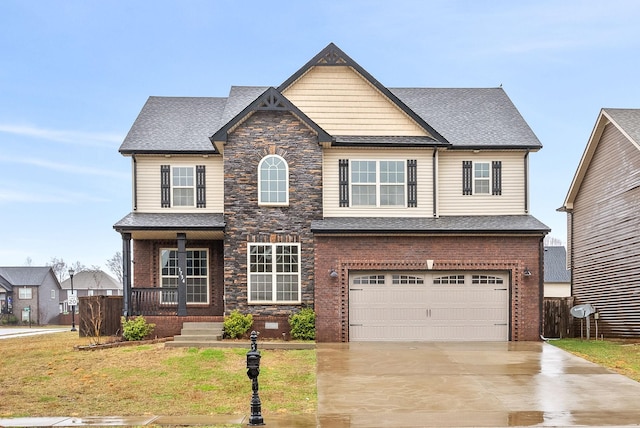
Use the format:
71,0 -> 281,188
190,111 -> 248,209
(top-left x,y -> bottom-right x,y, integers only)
349,271 -> 509,341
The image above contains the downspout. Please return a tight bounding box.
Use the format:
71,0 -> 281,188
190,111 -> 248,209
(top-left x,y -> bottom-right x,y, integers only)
433,149 -> 438,217
132,154 -> 138,211
539,235 -> 545,339
524,150 -> 529,213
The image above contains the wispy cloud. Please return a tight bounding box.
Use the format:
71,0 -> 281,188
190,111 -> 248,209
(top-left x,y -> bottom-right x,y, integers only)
0,188 -> 110,204
0,124 -> 123,148
0,155 -> 129,180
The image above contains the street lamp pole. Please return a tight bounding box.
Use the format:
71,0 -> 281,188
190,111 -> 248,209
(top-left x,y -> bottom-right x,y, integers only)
69,268 -> 76,332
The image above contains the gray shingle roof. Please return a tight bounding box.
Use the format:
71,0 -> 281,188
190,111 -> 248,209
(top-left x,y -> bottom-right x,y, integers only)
119,86 -> 541,154
604,109 -> 640,146
0,267 -> 54,290
544,246 -> 571,282
60,270 -> 122,291
311,215 -> 550,233
390,88 -> 542,149
119,97 -> 227,154
114,212 -> 225,230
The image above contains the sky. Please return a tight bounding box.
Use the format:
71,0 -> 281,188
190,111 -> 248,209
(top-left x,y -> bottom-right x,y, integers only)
1,0 -> 639,274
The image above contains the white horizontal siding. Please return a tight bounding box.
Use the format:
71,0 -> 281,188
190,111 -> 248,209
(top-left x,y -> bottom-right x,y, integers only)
135,155 -> 223,213
323,149 -> 433,217
438,151 -> 526,216
283,66 -> 428,137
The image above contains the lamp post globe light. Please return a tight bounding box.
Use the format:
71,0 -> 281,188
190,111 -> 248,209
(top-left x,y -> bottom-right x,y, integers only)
68,268 -> 76,332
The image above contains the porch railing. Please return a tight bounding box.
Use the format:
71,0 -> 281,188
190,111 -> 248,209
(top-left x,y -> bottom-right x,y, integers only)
130,287 -> 178,316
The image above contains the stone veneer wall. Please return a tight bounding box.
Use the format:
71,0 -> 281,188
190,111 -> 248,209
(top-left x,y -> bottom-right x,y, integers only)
314,235 -> 543,342
223,111 -> 323,317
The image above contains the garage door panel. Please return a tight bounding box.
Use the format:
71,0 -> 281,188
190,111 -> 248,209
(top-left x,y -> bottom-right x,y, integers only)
349,271 -> 509,341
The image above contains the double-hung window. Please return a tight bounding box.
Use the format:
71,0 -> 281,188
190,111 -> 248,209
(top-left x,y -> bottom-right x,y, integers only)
160,249 -> 209,304
351,160 -> 406,207
19,287 -> 32,299
248,243 -> 300,303
462,160 -> 502,195
172,167 -> 195,206
258,155 -> 289,205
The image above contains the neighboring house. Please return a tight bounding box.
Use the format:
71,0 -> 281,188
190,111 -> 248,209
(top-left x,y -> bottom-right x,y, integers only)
114,43 -> 549,342
0,267 -> 61,324
59,270 -> 123,313
543,246 -> 571,298
561,108 -> 640,338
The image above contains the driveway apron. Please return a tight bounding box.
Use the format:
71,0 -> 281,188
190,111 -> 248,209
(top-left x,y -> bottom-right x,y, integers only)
316,342 -> 640,427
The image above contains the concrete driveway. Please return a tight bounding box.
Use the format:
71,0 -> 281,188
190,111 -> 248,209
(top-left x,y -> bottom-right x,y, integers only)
316,341 -> 640,427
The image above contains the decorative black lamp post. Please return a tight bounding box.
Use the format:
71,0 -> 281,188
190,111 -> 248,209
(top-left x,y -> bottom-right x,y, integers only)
68,268 -> 77,332
246,331 -> 264,426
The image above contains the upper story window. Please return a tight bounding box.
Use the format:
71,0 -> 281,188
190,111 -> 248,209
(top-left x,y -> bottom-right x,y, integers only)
172,167 -> 195,206
258,155 -> 289,206
161,165 -> 206,208
19,287 -> 32,299
248,243 -> 300,303
462,160 -> 502,196
350,160 -> 406,207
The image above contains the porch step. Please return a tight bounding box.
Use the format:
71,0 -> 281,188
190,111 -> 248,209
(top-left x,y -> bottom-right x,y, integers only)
165,322 -> 224,348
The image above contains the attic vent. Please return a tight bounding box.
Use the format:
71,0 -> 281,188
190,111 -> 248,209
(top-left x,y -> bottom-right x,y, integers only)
316,47 -> 348,65
257,93 -> 287,110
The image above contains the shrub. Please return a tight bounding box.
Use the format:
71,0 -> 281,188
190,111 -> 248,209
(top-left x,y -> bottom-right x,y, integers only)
289,308 -> 315,340
1,315 -> 18,325
223,310 -> 253,339
121,316 -> 155,341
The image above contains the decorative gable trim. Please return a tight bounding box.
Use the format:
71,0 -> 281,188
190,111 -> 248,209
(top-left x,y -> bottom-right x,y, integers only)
210,87 -> 333,145
278,43 -> 450,146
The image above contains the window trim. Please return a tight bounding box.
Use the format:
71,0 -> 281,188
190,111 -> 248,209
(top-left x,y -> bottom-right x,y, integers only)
171,165 -> 196,207
19,287 -> 32,299
247,242 -> 301,304
473,161 -> 491,195
258,155 -> 289,206
350,160 -> 407,208
159,247 -> 210,305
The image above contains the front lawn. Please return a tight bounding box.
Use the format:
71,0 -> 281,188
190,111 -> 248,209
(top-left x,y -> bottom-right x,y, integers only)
0,331 -> 316,418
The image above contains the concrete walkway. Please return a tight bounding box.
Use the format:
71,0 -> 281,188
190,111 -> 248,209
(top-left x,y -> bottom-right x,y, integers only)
0,327 -> 68,339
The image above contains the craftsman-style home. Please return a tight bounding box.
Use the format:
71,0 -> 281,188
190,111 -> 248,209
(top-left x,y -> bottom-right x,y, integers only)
561,108 -> 640,338
114,43 -> 549,341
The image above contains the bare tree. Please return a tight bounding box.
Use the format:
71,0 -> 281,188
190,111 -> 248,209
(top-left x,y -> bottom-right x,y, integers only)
544,236 -> 564,246
47,257 -> 67,282
106,252 -> 123,284
24,257 -> 32,266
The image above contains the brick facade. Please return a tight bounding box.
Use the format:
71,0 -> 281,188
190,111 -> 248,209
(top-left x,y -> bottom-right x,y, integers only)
132,239 -> 224,316
314,235 -> 543,342
223,111 -> 323,317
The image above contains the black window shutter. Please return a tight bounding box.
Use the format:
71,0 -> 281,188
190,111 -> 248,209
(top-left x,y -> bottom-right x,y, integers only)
492,161 -> 502,195
407,159 -> 417,207
161,165 -> 171,208
196,165 -> 206,208
339,159 -> 349,207
462,161 -> 472,195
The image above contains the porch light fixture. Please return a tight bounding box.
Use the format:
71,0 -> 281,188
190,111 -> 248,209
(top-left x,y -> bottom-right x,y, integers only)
523,268 -> 532,277
329,268 -> 338,278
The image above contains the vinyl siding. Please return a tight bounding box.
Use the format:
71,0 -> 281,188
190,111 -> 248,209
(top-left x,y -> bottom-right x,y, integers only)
572,122 -> 640,337
438,151 -> 526,216
282,66 -> 429,137
135,155 -> 224,213
323,149 -> 433,217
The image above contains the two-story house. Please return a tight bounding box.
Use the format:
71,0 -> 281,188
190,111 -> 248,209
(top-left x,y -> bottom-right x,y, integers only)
0,267 -> 61,325
114,43 -> 549,342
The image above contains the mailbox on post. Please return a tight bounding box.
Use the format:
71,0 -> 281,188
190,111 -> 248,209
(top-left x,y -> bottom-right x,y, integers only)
245,331 -> 264,426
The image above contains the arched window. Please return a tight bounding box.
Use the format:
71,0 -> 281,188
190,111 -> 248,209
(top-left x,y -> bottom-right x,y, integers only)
258,155 -> 289,205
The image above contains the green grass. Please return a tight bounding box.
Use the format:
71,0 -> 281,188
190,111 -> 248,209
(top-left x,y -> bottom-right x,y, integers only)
551,339 -> 640,382
0,331 -> 316,421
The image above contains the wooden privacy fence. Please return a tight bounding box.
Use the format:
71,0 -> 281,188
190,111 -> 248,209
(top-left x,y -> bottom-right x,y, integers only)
543,297 -> 575,339
78,296 -> 123,337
